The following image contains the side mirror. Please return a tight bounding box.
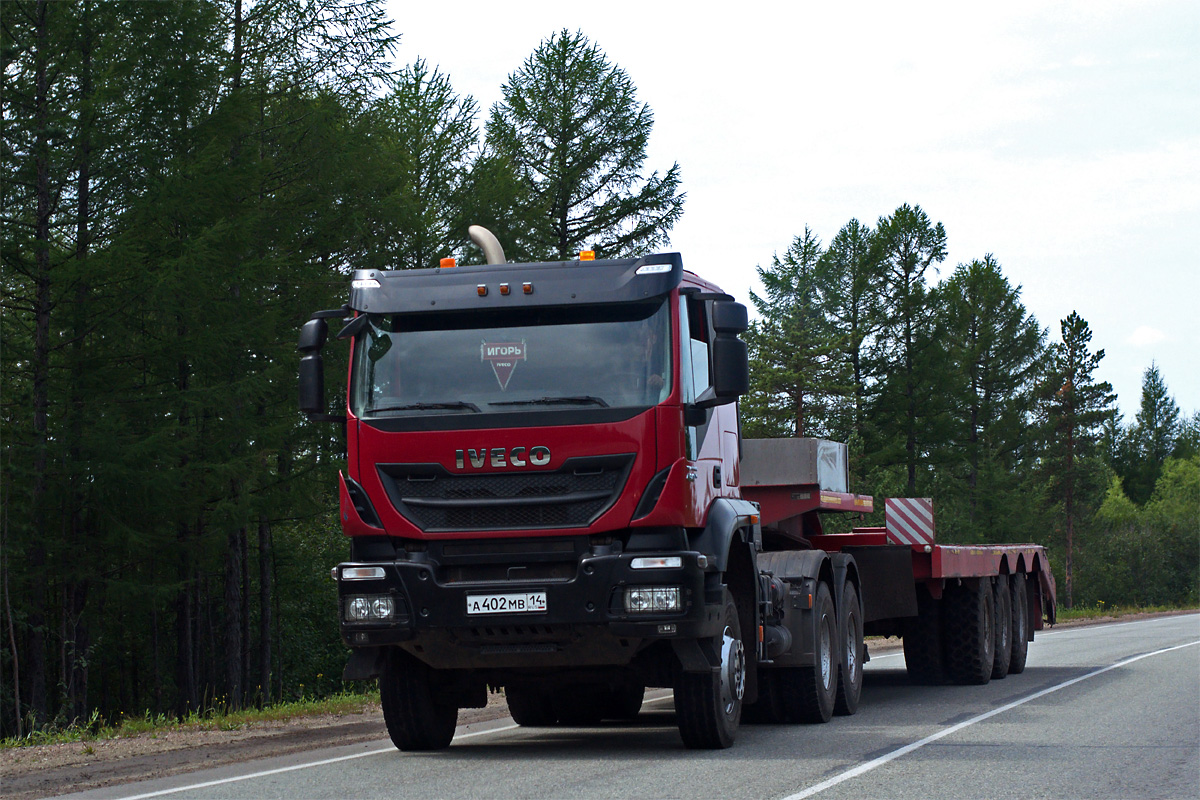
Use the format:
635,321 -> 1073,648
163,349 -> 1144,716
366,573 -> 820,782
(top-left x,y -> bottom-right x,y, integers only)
712,300 -> 748,334
298,318 -> 328,416
711,335 -> 749,398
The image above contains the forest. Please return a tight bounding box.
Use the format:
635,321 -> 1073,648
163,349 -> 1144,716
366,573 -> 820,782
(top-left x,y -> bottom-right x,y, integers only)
2,0 -> 1196,740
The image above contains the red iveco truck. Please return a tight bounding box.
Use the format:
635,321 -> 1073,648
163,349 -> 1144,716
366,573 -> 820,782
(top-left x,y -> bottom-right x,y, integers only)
298,227 -> 1056,751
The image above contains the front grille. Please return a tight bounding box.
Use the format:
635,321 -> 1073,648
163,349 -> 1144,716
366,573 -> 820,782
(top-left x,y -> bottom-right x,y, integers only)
377,454 -> 634,532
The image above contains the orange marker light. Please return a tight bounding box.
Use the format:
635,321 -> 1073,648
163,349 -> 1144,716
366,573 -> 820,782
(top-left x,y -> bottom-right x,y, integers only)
579,250 -> 595,261
440,257 -> 456,268
476,284 -> 487,296
499,283 -> 510,296
522,282 -> 533,294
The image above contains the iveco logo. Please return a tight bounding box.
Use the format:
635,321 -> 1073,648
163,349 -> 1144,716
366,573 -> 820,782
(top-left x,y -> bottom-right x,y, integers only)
455,446 -> 551,469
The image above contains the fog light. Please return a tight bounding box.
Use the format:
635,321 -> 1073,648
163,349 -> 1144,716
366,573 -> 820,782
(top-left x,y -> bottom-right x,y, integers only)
344,594 -> 395,623
624,587 -> 681,613
631,556 -> 682,570
341,566 -> 385,580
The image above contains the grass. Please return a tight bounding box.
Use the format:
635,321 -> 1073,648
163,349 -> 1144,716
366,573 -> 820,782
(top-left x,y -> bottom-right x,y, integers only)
1054,602 -> 1196,622
1,690 -> 380,750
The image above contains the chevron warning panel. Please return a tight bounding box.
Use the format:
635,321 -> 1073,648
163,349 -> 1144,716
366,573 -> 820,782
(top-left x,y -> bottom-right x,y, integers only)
885,497 -> 936,546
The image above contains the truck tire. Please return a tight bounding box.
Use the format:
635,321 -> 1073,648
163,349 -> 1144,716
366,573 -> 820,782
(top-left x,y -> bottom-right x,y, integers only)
834,582 -> 864,716
903,584 -> 947,685
991,576 -> 1012,680
1008,573 -> 1030,674
943,579 -> 995,685
606,684 -> 645,720
554,688 -> 605,725
782,581 -> 838,723
676,588 -> 745,749
742,669 -> 784,724
506,686 -> 558,726
379,652 -> 458,750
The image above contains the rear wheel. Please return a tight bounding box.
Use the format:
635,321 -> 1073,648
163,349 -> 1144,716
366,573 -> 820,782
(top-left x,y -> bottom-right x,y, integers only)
1008,573 -> 1030,674
554,687 -> 605,725
676,588 -> 745,749
834,582 -> 864,716
903,585 -> 947,685
606,684 -> 645,720
506,685 -> 558,726
380,652 -> 458,751
782,581 -> 837,723
991,576 -> 1012,680
943,579 -> 995,685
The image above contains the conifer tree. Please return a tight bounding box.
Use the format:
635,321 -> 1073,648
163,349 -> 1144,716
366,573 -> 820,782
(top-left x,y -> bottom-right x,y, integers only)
1122,363 -> 1181,504
1039,311 -> 1116,607
485,29 -> 684,259
743,228 -> 850,438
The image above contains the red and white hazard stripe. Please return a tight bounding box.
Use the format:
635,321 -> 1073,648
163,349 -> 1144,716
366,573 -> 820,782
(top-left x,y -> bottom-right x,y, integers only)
885,498 -> 936,546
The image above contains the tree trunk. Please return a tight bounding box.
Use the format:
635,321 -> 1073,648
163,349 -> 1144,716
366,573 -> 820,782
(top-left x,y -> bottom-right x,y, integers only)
223,524 -> 244,710
258,517 -> 272,705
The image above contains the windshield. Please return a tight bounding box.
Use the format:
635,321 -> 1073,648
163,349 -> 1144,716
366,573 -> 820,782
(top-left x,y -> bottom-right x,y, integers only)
351,299 -> 672,420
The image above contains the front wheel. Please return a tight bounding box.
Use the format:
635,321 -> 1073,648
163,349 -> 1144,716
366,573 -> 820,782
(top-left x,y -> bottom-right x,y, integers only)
676,588 -> 745,749
380,651 -> 458,751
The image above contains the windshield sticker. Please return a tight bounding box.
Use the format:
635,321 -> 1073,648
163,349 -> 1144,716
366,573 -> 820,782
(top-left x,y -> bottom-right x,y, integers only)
481,340 -> 526,391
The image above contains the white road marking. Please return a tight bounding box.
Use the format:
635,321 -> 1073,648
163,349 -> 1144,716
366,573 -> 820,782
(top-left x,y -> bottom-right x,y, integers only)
113,722 -> 520,800
781,639 -> 1200,800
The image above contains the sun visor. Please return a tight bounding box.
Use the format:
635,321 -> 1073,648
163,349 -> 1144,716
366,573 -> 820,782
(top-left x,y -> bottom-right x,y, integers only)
347,253 -> 683,315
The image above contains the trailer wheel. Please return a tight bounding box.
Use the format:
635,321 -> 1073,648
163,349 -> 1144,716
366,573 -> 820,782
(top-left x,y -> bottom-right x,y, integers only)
991,576 -> 1012,680
834,582 -> 864,715
1008,573 -> 1030,674
380,652 -> 458,750
943,578 -> 995,685
676,588 -> 744,749
505,685 -> 558,726
903,584 -> 947,685
782,581 -> 838,723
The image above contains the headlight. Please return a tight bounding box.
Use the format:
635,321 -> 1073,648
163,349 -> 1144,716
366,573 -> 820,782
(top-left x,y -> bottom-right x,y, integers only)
624,587 -> 682,613
344,594 -> 395,623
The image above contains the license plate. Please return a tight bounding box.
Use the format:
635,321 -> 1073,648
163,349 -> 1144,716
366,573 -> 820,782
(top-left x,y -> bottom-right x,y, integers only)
466,591 -> 547,616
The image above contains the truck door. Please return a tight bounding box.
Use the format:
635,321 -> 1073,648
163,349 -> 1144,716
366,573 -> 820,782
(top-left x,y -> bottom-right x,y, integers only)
678,292 -> 722,525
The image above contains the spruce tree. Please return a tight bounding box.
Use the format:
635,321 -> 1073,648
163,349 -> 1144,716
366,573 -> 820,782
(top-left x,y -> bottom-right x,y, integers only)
1123,363 -> 1181,504
743,228 -> 850,438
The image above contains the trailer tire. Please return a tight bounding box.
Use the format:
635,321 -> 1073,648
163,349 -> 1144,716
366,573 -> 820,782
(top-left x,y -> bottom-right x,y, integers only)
379,653 -> 458,751
506,686 -> 559,726
991,576 -> 1012,680
1008,573 -> 1030,674
834,582 -> 864,716
782,581 -> 838,724
676,588 -> 744,749
943,579 -> 995,685
903,585 -> 947,685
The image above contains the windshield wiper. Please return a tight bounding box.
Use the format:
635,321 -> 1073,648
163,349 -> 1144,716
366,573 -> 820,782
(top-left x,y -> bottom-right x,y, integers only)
369,401 -> 480,414
490,395 -> 609,408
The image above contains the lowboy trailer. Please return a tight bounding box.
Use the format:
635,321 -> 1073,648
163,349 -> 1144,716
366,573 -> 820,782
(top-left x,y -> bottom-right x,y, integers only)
298,227 -> 1056,750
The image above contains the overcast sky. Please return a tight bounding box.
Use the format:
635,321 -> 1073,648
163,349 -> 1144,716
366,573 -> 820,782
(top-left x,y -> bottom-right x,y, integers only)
383,0 -> 1198,420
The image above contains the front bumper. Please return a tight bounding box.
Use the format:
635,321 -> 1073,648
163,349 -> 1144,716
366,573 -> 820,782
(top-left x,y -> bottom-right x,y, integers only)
336,549 -> 721,670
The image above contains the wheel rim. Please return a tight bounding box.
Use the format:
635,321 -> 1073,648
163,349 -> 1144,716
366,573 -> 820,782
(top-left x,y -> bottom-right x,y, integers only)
845,615 -> 858,682
820,617 -> 833,689
719,624 -> 745,716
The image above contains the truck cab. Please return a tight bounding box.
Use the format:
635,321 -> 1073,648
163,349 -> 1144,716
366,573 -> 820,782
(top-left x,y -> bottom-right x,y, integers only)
299,249 -> 757,749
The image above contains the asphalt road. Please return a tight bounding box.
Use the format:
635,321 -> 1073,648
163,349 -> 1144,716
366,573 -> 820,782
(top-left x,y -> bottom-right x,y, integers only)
61,614 -> 1199,800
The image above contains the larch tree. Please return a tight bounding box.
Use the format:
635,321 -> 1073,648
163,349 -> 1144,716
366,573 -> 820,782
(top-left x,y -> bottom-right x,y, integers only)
485,29 -> 684,260
1039,311 -> 1115,607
